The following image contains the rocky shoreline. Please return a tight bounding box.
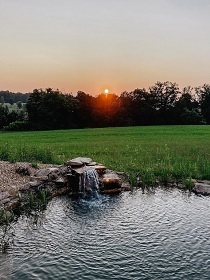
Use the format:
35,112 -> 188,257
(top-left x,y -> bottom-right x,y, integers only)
1,159 -> 210,223
0,161 -> 66,222
0,158 -> 131,222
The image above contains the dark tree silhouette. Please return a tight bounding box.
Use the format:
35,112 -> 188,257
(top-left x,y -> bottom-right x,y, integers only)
0,91 -> 29,103
1,81 -> 210,131
175,87 -> 204,124
0,105 -> 9,129
91,93 -> 121,127
148,81 -> 180,124
26,88 -> 78,130
75,91 -> 95,128
196,84 -> 210,124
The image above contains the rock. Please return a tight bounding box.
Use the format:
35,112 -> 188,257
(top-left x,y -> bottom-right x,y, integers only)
34,168 -> 59,177
77,157 -> 93,164
71,166 -> 90,174
0,198 -> 10,206
193,183 -> 210,195
103,174 -> 120,181
34,168 -> 49,177
18,183 -> 31,191
0,191 -> 10,201
65,157 -> 93,167
1,198 -> 20,210
86,162 -> 97,166
48,167 -> 60,173
5,200 -> 20,210
102,173 -> 122,192
33,176 -> 49,182
94,165 -> 107,175
7,186 -> 19,198
58,165 -> 68,175
121,181 -> 132,191
65,159 -> 83,167
55,178 -> 66,186
116,172 -> 132,191
48,172 -> 59,181
15,165 -> 32,176
0,190 -> 19,208
29,181 -> 41,187
116,171 -> 126,175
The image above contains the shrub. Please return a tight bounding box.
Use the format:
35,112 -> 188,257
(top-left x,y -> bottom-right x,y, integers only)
2,121 -> 30,131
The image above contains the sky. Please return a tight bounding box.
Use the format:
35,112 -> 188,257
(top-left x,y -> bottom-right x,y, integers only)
1,0 -> 210,95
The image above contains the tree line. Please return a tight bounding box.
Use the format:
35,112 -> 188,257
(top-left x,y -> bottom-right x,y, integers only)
0,81 -> 210,131
0,90 -> 29,104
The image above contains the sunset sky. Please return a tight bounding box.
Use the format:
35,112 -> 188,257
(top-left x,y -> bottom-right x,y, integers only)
1,0 -> 210,95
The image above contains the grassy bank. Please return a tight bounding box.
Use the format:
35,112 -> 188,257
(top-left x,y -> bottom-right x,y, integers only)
0,126 -> 210,184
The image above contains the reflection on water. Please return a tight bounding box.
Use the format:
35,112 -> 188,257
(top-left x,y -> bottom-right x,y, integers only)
1,188 -> 210,280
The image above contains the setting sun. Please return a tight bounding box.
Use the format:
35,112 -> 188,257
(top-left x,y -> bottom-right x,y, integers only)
104,89 -> 109,94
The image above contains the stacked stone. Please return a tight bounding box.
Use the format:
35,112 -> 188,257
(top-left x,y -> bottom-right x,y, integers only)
0,157 -> 132,220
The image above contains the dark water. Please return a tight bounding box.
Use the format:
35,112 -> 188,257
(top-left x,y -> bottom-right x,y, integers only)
1,188 -> 210,280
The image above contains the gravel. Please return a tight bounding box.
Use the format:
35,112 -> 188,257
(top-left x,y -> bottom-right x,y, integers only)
0,161 -> 55,193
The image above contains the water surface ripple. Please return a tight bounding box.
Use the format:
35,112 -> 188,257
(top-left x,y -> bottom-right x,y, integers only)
1,188 -> 210,279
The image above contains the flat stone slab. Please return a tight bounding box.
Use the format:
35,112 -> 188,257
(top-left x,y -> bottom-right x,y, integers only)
35,168 -> 59,177
193,183 -> 210,196
66,157 -> 93,167
55,178 -> 66,185
102,173 -> 120,181
29,181 -> 42,187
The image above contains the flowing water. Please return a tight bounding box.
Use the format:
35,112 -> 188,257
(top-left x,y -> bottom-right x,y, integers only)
1,188 -> 210,280
79,169 -> 100,199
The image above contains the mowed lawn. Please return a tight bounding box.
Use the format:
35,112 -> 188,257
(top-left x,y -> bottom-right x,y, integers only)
0,125 -> 210,182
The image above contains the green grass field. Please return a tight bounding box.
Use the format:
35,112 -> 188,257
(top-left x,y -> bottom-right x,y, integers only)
0,125 -> 210,184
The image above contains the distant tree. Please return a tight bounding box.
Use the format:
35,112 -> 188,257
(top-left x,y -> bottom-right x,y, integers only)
2,120 -> 30,131
75,91 -> 95,127
130,88 -> 157,125
176,87 -> 195,110
118,89 -> 153,126
16,101 -> 22,109
91,93 -> 121,127
148,81 -> 180,124
0,91 -> 29,103
175,87 -> 204,124
0,105 -> 9,129
14,92 -> 29,102
179,109 -> 205,125
26,88 -> 78,130
9,97 -> 14,105
0,96 -> 4,105
116,92 -> 134,126
196,84 -> 210,124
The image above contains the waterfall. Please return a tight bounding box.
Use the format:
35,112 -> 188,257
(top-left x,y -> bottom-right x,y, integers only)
79,169 -> 100,199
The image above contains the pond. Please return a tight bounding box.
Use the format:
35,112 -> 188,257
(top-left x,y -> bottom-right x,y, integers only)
1,188 -> 210,280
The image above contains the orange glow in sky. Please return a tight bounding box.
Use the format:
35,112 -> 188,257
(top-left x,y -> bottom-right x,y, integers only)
1,1 -> 210,95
